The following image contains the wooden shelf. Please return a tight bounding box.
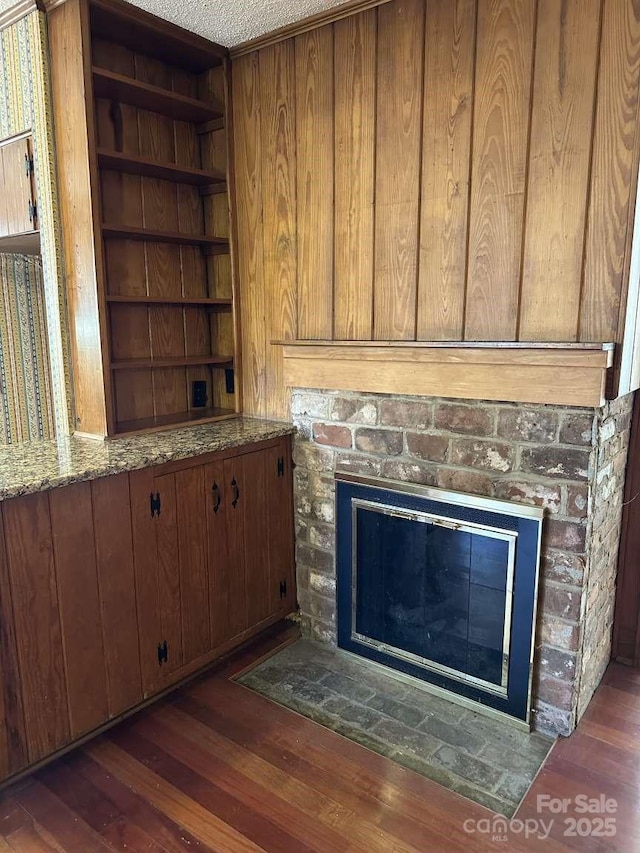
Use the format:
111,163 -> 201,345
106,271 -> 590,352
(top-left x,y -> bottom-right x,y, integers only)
92,68 -> 223,123
106,295 -> 232,307
281,342 -> 615,408
97,149 -> 226,188
89,0 -> 226,73
111,355 -> 233,370
102,224 -> 229,249
115,407 -> 237,436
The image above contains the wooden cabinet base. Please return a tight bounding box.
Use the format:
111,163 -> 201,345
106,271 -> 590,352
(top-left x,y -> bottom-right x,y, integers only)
0,614 -> 293,791
0,435 -> 296,787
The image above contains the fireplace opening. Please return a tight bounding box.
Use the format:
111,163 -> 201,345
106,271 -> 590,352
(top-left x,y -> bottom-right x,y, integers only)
336,473 -> 543,728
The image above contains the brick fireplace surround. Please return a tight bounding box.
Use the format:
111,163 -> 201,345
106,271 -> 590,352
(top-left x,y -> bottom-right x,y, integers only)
291,389 -> 634,736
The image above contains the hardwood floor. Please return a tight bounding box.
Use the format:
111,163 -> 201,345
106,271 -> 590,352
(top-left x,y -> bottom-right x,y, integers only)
0,624 -> 638,852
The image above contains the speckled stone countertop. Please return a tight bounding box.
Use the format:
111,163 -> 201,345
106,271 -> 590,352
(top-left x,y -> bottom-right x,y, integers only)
0,417 -> 295,501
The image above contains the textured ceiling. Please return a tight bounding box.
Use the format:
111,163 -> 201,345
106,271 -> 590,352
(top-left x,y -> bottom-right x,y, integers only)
0,0 -> 349,47
133,0 -> 348,46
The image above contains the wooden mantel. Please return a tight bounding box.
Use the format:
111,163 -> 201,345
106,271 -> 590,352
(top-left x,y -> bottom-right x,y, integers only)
280,342 -> 615,408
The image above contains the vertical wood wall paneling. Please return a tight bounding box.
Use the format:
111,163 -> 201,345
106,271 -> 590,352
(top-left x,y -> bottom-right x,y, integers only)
260,40 -> 298,418
231,0 -> 640,416
519,0 -> 601,341
334,9 -> 376,340
49,482 -> 109,739
233,53 -> 266,417
2,493 -> 70,762
91,474 -> 143,717
295,26 -> 334,339
373,0 -> 425,340
0,505 -> 27,776
465,0 -> 536,341
417,0 -> 476,340
580,0 -> 640,343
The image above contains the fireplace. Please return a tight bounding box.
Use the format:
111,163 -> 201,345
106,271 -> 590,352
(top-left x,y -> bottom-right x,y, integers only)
292,389 -> 633,736
336,473 -> 543,728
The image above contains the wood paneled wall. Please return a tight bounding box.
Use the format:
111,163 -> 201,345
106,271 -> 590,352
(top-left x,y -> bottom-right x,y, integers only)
232,0 -> 640,418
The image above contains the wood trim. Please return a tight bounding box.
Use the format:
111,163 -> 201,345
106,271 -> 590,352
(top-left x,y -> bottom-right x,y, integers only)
230,0 -> 393,58
277,339 -> 615,351
0,0 -> 42,32
281,342 -> 613,407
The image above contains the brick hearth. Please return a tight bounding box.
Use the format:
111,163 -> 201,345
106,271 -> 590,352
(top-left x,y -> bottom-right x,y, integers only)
291,390 -> 633,736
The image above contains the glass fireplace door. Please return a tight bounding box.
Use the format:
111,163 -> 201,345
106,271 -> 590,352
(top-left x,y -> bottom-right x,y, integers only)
352,500 -> 516,696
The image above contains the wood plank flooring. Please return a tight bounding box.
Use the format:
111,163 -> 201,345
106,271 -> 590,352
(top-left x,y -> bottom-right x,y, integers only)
0,624 -> 638,852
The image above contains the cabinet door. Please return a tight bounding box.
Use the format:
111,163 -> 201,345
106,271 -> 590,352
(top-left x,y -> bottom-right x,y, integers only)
205,458 -> 240,647
135,464 -> 213,686
217,440 -> 296,638
265,437 -> 296,614
1,492 -> 71,763
1,137 -> 36,236
0,479 -> 142,778
237,449 -> 272,628
174,466 -> 211,665
91,474 -> 143,716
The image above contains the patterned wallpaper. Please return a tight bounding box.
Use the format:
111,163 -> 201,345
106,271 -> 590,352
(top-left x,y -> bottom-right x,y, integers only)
0,254 -> 55,441
0,11 -> 72,442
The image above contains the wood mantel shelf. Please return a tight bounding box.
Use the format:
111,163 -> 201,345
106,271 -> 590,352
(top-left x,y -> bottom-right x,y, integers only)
280,341 -> 615,407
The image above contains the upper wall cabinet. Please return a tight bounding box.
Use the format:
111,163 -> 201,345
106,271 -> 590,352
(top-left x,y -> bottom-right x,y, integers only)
48,0 -> 240,437
0,134 -> 39,254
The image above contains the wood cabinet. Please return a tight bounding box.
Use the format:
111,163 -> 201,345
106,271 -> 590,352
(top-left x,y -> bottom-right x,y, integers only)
0,474 -> 141,776
48,0 -> 240,437
0,436 -> 294,785
131,436 -> 295,696
0,133 -> 39,254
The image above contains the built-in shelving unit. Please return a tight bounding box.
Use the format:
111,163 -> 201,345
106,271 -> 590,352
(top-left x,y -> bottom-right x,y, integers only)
49,0 -> 239,436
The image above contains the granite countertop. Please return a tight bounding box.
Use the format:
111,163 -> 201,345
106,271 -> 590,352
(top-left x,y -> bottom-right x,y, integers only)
0,417 -> 295,502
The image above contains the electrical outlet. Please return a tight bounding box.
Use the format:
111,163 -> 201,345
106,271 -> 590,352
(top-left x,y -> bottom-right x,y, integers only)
192,380 -> 207,408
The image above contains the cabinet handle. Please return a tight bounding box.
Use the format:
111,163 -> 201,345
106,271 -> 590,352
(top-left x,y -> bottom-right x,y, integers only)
231,477 -> 240,508
212,481 -> 221,513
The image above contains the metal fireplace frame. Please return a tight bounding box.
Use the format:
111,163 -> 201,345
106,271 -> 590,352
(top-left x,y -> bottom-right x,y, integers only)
336,472 -> 544,731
